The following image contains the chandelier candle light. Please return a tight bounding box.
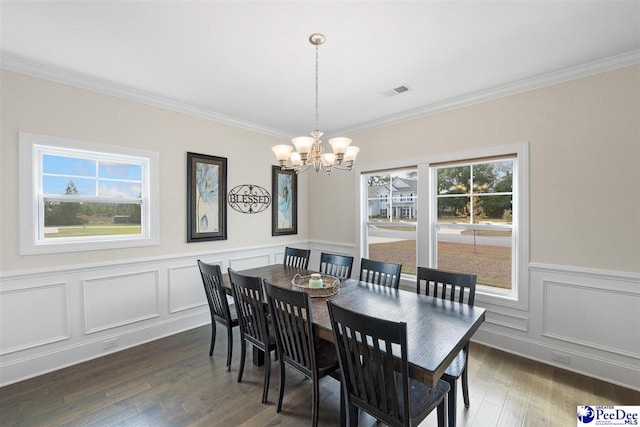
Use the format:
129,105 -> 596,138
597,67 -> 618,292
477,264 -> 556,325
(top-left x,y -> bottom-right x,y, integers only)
272,33 -> 359,175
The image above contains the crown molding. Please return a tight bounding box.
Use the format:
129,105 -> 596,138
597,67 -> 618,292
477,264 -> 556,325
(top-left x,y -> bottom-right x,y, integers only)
2,50 -> 638,139
334,50 -> 640,136
0,52 -> 291,140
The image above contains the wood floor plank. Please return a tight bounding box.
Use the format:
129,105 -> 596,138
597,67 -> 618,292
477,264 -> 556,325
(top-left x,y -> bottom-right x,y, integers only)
1,326 -> 638,427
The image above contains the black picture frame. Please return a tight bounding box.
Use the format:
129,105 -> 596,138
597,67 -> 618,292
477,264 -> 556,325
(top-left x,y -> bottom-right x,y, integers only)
187,152 -> 227,242
272,165 -> 297,236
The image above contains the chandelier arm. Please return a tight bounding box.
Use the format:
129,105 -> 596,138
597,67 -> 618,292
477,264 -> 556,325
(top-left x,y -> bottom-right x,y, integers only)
332,163 -> 355,171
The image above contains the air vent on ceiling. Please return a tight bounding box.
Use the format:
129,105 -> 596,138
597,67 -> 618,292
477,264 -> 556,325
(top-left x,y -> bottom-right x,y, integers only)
383,84 -> 411,97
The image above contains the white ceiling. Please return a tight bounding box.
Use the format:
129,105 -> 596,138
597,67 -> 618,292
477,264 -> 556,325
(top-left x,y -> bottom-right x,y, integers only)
1,1 -> 639,139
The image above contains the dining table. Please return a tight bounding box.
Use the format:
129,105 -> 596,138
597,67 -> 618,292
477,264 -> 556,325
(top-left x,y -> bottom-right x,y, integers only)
223,263 -> 486,390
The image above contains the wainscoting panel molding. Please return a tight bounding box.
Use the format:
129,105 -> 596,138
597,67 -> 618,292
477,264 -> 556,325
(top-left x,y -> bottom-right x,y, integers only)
83,270 -> 161,334
168,264 -> 207,314
0,282 -> 70,355
543,280 -> 640,359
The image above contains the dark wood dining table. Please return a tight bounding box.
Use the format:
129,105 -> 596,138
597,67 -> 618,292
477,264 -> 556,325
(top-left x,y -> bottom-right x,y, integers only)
224,263 -> 486,390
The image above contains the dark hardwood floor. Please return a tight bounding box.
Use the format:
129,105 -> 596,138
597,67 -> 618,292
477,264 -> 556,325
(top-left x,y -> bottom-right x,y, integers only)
1,325 -> 638,426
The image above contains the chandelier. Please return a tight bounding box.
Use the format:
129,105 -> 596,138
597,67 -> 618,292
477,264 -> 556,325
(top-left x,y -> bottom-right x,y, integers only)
272,33 -> 359,174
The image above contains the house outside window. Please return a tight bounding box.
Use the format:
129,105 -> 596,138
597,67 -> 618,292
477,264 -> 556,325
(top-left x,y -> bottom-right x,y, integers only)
364,168 -> 418,275
19,132 -> 160,254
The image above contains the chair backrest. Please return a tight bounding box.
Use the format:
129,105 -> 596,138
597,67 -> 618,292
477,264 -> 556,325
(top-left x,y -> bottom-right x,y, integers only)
359,258 -> 402,289
319,252 -> 354,279
283,247 -> 311,269
416,267 -> 477,306
228,268 -> 270,347
264,280 -> 315,376
327,301 -> 410,427
197,260 -> 232,323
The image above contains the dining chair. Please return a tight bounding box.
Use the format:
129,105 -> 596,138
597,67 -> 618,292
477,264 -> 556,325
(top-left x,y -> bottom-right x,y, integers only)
359,257 -> 402,289
228,268 -> 277,404
319,252 -> 354,279
283,246 -> 311,269
197,260 -> 238,370
263,280 -> 340,427
327,301 -> 449,427
416,266 -> 477,427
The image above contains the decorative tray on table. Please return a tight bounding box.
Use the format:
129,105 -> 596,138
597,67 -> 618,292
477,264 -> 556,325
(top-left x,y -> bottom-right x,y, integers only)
292,273 -> 340,298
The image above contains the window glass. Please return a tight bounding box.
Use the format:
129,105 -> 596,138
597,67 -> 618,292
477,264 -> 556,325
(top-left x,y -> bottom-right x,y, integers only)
434,158 -> 514,290
365,169 -> 417,275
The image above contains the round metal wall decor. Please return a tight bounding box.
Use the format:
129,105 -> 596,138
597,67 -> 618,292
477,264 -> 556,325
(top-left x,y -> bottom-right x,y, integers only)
228,184 -> 271,214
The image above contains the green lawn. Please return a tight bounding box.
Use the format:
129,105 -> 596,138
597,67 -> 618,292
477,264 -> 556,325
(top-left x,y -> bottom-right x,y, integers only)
45,224 -> 141,238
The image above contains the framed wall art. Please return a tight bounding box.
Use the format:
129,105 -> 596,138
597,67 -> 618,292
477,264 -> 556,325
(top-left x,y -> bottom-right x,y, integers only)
187,152 -> 227,242
272,165 -> 297,236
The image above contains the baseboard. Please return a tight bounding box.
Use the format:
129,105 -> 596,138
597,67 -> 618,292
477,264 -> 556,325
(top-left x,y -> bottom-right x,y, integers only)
473,327 -> 640,392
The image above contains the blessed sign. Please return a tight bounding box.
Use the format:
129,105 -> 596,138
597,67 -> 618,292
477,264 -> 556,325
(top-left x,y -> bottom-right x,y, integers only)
228,184 -> 271,214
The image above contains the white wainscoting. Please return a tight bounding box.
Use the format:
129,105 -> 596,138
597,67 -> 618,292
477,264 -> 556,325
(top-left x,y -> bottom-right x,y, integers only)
0,282 -> 70,355
83,270 -> 160,334
0,242 -> 306,387
473,263 -> 640,391
1,243 -> 639,392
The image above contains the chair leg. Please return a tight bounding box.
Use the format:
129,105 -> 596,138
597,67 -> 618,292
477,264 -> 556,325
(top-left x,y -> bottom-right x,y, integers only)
446,377 -> 457,427
339,385 -> 346,427
348,403 -> 358,427
237,338 -> 246,382
226,325 -> 233,371
462,366 -> 470,408
437,395 -> 447,427
261,348 -> 271,404
209,320 -> 216,356
276,360 -> 285,413
311,374 -> 319,427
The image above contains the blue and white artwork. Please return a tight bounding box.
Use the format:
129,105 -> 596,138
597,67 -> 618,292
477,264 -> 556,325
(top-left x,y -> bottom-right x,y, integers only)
195,162 -> 219,233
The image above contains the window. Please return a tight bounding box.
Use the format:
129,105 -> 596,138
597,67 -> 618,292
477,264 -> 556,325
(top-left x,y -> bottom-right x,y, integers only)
363,168 -> 417,275
358,143 -> 528,306
432,158 -> 514,292
19,132 -> 160,254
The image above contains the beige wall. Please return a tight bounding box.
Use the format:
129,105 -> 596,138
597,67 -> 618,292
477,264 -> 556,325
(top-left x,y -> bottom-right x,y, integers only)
309,66 -> 640,273
2,66 -> 638,274
0,70 -> 309,272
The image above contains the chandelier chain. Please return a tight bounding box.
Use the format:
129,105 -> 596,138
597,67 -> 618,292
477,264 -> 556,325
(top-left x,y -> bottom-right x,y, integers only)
314,42 -> 319,134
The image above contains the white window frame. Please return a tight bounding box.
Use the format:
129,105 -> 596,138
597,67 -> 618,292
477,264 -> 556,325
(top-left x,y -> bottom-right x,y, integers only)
19,132 -> 160,255
356,142 -> 529,310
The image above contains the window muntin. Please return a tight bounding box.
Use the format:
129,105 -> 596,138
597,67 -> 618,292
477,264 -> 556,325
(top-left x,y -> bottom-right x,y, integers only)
364,168 -> 417,275
433,158 -> 515,292
19,132 -> 159,254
